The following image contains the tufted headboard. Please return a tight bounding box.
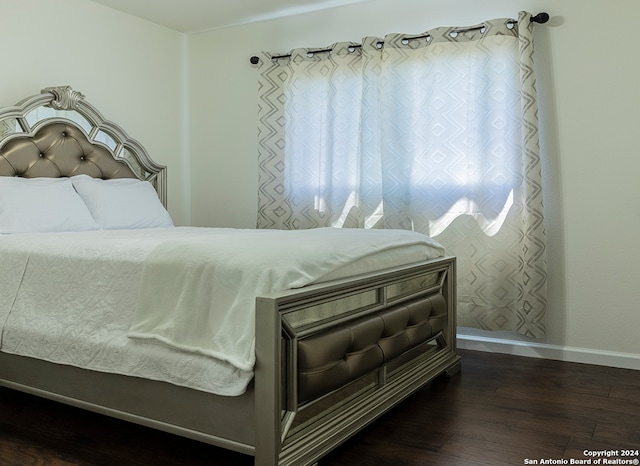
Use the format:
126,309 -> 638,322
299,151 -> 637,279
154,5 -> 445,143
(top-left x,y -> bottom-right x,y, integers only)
0,86 -> 167,206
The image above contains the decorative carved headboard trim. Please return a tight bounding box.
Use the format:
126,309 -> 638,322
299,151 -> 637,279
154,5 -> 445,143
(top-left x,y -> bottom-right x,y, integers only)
0,86 -> 167,207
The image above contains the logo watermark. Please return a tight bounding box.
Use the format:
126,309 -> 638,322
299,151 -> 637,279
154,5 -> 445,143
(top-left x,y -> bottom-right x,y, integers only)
523,450 -> 639,465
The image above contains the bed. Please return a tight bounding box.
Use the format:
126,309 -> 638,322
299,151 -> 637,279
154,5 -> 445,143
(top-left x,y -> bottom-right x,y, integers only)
0,86 -> 461,465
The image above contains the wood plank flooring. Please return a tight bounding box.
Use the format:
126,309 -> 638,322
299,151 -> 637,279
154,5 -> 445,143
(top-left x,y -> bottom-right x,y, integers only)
1,349 -> 639,465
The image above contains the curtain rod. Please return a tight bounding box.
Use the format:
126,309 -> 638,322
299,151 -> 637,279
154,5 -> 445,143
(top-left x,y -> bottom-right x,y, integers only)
249,12 -> 549,65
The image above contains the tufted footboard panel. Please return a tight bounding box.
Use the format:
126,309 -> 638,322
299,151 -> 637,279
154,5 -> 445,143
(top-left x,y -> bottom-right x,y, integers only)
297,294 -> 447,403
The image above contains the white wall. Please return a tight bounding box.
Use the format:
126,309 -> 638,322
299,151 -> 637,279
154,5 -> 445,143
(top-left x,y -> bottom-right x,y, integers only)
188,0 -> 640,366
0,0 -> 189,225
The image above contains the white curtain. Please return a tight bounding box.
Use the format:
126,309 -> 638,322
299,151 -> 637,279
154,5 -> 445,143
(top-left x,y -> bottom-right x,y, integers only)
256,12 -> 547,337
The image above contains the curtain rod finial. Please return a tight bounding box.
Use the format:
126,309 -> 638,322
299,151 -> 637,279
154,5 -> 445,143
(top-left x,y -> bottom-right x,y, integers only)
250,56 -> 260,65
531,12 -> 549,24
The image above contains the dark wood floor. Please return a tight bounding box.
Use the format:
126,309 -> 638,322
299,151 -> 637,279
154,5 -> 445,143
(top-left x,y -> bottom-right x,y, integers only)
1,349 -> 639,465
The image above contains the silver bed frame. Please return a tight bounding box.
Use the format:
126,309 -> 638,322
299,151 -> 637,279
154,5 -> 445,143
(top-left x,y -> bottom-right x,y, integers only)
0,87 -> 461,465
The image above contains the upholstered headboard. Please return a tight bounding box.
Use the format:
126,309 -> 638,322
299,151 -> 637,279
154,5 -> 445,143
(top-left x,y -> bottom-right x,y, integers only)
0,86 -> 167,206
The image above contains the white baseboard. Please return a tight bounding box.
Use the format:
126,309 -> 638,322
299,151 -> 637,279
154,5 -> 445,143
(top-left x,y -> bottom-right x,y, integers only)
457,333 -> 640,371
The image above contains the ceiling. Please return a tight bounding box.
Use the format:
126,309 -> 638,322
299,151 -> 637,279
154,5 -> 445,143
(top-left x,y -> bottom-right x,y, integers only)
89,0 -> 369,34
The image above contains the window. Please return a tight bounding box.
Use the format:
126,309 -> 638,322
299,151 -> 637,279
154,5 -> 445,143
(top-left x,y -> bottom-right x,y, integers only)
257,13 -> 548,337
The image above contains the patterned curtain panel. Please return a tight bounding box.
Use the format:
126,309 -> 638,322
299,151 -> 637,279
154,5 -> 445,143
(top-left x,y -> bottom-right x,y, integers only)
256,11 -> 547,337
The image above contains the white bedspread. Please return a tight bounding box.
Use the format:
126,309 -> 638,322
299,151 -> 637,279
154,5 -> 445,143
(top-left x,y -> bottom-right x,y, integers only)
0,227 -> 444,396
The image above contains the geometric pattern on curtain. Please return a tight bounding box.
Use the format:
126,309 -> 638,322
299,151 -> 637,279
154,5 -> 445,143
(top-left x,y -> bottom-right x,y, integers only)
256,11 -> 547,337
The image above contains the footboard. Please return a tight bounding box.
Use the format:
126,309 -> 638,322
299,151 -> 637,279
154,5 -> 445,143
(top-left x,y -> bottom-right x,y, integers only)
255,256 -> 459,466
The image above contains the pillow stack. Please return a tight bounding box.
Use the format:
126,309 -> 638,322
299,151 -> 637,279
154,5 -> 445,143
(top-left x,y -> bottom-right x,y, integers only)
0,175 -> 173,234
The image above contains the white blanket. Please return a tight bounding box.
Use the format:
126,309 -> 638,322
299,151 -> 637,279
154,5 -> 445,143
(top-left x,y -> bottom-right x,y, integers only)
0,227 -> 443,395
128,227 -> 444,372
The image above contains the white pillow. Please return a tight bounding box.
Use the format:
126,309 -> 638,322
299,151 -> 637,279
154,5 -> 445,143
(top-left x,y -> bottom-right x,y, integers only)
71,175 -> 173,230
0,177 -> 100,233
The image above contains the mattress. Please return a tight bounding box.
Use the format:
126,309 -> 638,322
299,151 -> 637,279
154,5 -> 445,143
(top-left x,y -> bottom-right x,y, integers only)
0,227 -> 444,396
